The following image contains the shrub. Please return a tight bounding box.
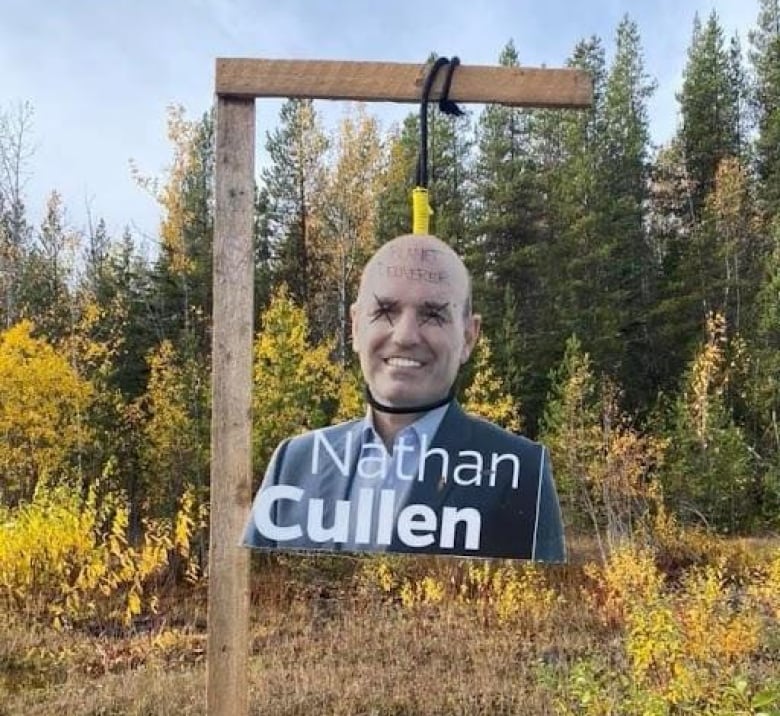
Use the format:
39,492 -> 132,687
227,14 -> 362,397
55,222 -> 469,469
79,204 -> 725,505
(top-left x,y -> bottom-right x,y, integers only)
0,321 -> 93,504
566,544 -> 774,714
0,483 -> 201,628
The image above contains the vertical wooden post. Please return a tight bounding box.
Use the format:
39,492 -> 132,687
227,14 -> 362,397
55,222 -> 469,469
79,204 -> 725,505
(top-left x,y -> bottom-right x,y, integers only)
207,95 -> 255,716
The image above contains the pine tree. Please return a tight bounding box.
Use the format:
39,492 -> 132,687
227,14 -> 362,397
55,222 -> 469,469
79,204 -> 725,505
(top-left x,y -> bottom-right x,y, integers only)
473,38 -> 617,429
470,41 -> 546,427
739,222 -> 780,526
678,12 -> 742,220
536,24 -> 656,413
262,99 -> 328,315
540,35 -> 606,324
17,191 -> 75,339
148,106 -> 215,353
749,0 -> 780,215
651,13 -> 748,397
69,225 -> 161,532
599,16 -> 656,408
494,284 -> 527,421
100,229 -> 157,400
651,155 -> 763,398
83,217 -> 111,302
375,113 -> 417,244
728,33 -> 752,157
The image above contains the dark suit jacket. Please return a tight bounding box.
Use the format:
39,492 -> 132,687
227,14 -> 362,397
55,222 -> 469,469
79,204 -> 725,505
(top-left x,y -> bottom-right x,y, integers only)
243,402 -> 565,561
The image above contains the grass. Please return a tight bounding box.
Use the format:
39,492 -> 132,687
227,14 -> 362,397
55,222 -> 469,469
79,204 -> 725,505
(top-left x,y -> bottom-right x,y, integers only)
1,536 -> 779,715
0,594 -> 572,715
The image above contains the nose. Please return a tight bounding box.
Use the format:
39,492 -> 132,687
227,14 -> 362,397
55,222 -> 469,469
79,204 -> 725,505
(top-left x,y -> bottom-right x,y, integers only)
391,308 -> 421,347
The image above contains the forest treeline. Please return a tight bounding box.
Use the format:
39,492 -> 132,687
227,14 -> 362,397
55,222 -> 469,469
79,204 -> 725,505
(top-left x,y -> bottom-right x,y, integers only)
1,6 -> 779,572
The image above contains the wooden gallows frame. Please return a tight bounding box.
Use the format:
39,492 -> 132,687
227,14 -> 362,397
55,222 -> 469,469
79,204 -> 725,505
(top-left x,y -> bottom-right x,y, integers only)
208,57 -> 592,716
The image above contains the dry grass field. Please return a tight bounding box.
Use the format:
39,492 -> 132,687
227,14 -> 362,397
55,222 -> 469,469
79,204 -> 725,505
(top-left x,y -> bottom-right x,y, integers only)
2,536 -> 779,716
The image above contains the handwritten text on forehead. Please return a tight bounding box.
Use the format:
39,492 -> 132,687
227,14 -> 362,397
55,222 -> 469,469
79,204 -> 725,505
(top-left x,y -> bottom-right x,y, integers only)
384,264 -> 448,284
386,246 -> 443,263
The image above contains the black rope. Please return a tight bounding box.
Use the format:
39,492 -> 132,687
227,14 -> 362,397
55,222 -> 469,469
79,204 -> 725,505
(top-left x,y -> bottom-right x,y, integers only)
415,56 -> 463,189
439,56 -> 464,116
365,383 -> 457,415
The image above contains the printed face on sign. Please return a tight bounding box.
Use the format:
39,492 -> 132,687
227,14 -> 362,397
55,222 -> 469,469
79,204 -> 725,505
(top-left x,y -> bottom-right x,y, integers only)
350,237 -> 480,408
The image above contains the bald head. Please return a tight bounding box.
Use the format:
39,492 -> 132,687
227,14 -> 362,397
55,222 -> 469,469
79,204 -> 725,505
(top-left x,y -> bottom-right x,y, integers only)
350,234 -> 481,416
357,234 -> 473,318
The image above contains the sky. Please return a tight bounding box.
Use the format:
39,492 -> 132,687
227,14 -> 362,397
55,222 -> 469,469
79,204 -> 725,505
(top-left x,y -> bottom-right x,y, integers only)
1,0 -> 760,250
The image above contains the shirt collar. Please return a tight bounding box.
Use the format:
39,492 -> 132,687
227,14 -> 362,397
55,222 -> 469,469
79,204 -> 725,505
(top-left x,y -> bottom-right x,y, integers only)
361,402 -> 450,446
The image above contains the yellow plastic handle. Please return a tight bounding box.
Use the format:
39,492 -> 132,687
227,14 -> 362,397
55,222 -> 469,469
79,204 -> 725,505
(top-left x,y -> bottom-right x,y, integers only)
412,186 -> 432,235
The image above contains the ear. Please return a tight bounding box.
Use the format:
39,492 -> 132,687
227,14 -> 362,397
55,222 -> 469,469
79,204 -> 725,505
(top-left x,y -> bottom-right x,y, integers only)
350,302 -> 361,353
460,313 -> 481,364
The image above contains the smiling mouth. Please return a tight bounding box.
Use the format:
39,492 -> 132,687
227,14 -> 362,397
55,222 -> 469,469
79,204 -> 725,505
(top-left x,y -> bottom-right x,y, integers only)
385,357 -> 424,368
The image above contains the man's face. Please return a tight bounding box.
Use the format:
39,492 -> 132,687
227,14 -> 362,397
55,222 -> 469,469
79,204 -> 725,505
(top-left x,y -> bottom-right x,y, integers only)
351,239 -> 480,407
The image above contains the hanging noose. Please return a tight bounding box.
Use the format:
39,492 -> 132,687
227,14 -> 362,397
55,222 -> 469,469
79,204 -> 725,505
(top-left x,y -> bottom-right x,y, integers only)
412,55 -> 464,235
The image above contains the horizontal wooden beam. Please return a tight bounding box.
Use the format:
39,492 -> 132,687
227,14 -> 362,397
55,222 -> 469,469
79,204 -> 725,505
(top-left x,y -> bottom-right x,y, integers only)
216,58 -> 592,109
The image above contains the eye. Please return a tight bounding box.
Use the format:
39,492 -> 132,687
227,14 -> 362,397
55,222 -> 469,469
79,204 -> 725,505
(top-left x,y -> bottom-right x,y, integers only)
370,299 -> 398,325
419,305 -> 448,327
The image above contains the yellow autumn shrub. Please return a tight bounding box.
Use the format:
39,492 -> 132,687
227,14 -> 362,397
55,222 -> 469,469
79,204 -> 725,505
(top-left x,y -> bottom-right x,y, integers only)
139,340 -> 209,520
253,285 -> 340,469
573,544 -> 769,712
400,575 -> 446,608
0,482 -> 201,627
360,557 -> 559,628
622,560 -> 762,707
747,547 -> 780,621
356,554 -> 403,597
463,335 -> 522,432
333,364 -> 364,423
487,563 -> 559,626
584,543 -> 663,626
677,563 -> 760,665
0,320 -> 93,503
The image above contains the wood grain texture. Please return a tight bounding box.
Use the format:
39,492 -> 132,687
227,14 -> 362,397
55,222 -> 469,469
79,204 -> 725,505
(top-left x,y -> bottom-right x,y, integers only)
216,58 -> 592,108
207,96 -> 255,716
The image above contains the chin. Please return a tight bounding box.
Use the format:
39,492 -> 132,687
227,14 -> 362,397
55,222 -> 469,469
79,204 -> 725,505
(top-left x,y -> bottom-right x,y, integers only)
376,392 -> 417,407
371,384 -> 418,406
374,386 -> 441,408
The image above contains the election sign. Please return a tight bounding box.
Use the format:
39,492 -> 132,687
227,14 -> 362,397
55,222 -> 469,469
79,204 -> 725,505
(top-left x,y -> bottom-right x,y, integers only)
243,402 -> 566,561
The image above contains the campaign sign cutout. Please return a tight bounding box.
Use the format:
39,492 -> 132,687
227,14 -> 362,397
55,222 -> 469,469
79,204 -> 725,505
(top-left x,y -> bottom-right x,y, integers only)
243,402 -> 565,562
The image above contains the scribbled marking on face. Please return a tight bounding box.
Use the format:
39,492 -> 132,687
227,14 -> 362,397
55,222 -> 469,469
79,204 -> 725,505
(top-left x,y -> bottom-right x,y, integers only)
369,295 -> 451,327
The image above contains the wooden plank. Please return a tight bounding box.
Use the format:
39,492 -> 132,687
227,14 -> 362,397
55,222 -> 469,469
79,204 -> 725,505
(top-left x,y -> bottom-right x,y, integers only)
207,95 -> 255,716
216,58 -> 592,108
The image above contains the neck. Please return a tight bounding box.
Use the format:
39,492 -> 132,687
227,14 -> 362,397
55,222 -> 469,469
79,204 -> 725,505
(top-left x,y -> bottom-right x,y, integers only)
365,385 -> 455,446
370,409 -> 424,447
